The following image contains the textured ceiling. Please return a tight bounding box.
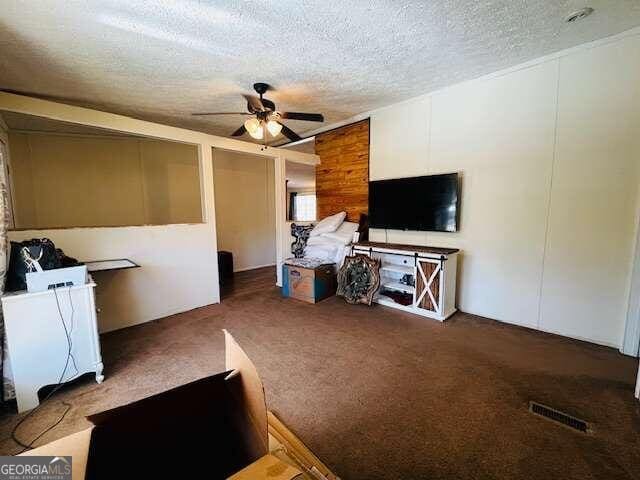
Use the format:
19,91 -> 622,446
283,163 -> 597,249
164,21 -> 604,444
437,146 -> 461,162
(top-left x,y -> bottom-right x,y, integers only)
1,1 -> 640,143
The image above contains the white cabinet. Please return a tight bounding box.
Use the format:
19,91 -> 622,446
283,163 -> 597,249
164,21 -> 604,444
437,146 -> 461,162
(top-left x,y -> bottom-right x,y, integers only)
2,279 -> 103,412
352,242 -> 459,321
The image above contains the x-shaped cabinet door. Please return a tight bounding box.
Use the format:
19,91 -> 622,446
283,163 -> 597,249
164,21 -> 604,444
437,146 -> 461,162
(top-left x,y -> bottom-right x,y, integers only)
414,259 -> 442,314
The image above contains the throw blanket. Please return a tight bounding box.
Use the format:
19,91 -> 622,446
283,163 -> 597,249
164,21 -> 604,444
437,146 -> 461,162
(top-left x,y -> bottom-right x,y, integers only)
290,223 -> 314,258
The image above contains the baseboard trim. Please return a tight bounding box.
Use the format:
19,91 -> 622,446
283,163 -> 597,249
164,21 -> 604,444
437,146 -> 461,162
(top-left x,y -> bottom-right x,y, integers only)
234,263 -> 276,273
535,325 -> 621,350
98,298 -> 220,334
461,310 -> 621,350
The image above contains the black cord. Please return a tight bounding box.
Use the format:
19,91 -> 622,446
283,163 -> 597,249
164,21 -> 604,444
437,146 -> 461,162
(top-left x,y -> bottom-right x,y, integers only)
65,287 -> 78,375
10,287 -> 77,453
53,287 -> 78,380
12,402 -> 72,453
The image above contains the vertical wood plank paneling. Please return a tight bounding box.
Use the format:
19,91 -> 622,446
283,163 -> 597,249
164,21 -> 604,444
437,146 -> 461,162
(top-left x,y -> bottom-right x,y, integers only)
315,119 -> 369,222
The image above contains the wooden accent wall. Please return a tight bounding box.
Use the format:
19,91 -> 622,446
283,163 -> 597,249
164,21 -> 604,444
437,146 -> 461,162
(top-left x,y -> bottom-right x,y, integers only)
315,119 -> 369,222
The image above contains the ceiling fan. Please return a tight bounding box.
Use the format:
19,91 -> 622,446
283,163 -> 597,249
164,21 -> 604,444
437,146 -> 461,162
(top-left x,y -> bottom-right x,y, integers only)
192,82 -> 324,142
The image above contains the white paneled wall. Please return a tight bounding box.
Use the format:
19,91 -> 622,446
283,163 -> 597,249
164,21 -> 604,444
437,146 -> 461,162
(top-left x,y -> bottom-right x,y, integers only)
369,32 -> 640,348
540,36 -> 640,345
370,95 -> 431,180
428,62 -> 558,328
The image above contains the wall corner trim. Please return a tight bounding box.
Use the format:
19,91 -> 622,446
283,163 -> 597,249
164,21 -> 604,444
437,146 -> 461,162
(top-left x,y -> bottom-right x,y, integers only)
622,218 -> 640,357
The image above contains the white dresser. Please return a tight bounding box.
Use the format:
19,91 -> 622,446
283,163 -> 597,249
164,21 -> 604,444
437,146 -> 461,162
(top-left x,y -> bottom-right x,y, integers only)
2,279 -> 104,412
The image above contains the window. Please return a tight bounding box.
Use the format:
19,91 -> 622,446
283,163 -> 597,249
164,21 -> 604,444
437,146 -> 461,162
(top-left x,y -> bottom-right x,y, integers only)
8,131 -> 203,229
294,194 -> 316,222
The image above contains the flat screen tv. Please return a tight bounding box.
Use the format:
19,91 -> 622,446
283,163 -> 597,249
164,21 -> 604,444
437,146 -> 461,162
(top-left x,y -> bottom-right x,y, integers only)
368,173 -> 460,232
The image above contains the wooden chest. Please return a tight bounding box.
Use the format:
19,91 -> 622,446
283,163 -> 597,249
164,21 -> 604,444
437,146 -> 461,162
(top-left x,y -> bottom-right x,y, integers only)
282,262 -> 336,304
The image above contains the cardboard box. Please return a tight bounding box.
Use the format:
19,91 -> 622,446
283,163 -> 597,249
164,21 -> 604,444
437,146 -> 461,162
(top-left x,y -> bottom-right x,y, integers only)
21,331 -> 303,480
282,263 -> 336,304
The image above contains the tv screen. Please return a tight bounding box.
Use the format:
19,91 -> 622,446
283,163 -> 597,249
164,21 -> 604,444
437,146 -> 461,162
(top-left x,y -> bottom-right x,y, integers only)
368,173 -> 459,232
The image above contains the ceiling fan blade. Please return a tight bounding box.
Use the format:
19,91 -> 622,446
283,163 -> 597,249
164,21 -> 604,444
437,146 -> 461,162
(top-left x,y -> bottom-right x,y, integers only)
231,125 -> 247,137
279,123 -> 302,142
243,94 -> 265,112
191,112 -> 248,116
280,112 -> 324,122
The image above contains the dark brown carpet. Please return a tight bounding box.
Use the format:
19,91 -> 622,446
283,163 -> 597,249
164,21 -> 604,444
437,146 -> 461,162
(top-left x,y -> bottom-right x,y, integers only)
1,266 -> 639,479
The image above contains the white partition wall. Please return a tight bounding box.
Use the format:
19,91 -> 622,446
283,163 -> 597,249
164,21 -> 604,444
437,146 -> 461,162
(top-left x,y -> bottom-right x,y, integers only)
0,92 -> 319,332
274,156 -> 287,287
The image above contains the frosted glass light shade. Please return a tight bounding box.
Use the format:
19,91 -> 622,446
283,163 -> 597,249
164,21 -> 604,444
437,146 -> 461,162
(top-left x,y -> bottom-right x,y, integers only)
244,117 -> 261,134
244,117 -> 263,139
248,124 -> 263,140
266,120 -> 282,137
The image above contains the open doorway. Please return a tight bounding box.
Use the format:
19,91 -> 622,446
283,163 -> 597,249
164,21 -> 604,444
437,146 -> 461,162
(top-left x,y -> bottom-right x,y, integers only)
286,159 -> 316,223
283,139 -> 317,267
212,148 -> 277,299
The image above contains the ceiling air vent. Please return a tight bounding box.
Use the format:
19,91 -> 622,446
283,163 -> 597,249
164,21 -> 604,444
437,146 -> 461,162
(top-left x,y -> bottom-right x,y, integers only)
529,401 -> 590,433
564,7 -> 594,23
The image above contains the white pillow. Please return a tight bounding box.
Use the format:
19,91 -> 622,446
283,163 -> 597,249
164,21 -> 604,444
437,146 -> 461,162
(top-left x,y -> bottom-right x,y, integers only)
321,221 -> 359,245
306,235 -> 337,246
309,211 -> 346,237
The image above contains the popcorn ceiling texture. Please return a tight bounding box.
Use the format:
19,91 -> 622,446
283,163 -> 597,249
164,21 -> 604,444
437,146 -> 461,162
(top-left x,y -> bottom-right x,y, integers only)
1,0 -> 640,140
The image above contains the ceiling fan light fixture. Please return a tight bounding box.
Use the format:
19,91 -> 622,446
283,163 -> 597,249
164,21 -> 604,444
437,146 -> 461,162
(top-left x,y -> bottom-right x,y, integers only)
266,119 -> 282,137
194,82 -> 324,141
244,117 -> 264,139
244,117 -> 261,134
248,123 -> 264,140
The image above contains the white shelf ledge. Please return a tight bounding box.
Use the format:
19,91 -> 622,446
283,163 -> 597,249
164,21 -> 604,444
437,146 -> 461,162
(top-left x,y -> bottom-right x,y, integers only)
380,264 -> 414,275
381,282 -> 415,293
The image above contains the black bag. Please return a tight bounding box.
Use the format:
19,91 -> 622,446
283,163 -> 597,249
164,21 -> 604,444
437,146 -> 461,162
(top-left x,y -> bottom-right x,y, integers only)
6,238 -> 71,292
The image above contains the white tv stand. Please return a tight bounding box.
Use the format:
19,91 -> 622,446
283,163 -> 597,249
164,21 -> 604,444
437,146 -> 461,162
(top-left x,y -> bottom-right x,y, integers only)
352,242 -> 459,321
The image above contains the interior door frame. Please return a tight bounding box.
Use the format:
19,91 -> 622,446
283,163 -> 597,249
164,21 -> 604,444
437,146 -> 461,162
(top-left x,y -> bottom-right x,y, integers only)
622,213 -> 640,357
274,155 -> 286,287
210,148 -> 307,289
